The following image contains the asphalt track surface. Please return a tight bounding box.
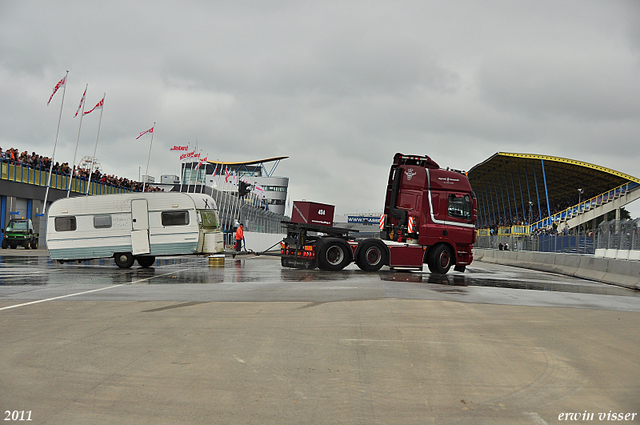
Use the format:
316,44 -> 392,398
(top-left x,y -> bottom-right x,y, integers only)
1,252 -> 639,424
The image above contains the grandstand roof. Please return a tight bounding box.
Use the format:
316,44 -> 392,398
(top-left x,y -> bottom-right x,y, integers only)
467,152 -> 640,223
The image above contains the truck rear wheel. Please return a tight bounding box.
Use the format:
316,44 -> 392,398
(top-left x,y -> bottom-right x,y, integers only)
316,238 -> 351,271
114,252 -> 135,268
356,240 -> 387,272
427,244 -> 453,274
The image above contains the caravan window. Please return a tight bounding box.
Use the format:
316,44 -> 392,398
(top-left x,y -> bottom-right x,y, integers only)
93,215 -> 112,229
162,210 -> 190,226
55,216 -> 77,232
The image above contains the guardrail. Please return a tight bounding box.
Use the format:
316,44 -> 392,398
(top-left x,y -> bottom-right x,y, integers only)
476,222 -> 640,260
1,160 -> 132,196
531,181 -> 639,231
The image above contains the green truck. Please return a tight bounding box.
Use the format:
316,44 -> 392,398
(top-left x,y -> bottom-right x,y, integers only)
2,219 -> 39,249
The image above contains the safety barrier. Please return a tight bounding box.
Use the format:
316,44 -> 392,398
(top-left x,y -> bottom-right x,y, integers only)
474,248 -> 640,290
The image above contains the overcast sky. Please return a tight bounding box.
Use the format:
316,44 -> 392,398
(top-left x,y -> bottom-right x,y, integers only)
1,0 -> 639,217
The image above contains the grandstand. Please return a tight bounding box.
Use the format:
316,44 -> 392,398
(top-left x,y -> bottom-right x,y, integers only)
468,152 -> 640,235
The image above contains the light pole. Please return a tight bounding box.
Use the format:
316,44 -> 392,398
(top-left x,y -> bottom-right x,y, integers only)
577,188 -> 583,205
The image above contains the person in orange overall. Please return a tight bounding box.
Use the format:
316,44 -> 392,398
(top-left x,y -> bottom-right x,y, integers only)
235,223 -> 244,252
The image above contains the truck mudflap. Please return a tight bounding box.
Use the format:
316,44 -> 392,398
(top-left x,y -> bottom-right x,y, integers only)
455,245 -> 474,266
280,243 -> 317,269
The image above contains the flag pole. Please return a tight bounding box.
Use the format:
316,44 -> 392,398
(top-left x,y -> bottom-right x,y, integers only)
201,153 -> 208,193
142,122 -> 156,192
86,93 -> 106,195
43,70 -> 69,214
67,83 -> 87,197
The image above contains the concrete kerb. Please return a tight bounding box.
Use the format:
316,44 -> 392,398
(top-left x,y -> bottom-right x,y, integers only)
474,248 -> 640,290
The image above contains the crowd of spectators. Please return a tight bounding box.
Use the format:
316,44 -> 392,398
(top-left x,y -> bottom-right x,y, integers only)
482,190 -> 600,232
0,146 -> 162,192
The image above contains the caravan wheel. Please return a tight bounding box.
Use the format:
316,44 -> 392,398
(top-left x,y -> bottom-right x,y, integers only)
136,256 -> 156,268
114,252 -> 135,268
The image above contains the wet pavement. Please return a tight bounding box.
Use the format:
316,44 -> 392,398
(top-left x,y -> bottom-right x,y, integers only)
1,253 -> 638,312
1,253 -> 639,424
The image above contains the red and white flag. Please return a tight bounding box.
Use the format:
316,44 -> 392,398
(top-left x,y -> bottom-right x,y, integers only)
47,75 -> 67,106
194,157 -> 208,170
170,145 -> 188,151
136,126 -> 154,139
84,95 -> 104,115
74,85 -> 87,117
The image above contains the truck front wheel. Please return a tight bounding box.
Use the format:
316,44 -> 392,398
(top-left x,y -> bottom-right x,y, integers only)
316,238 -> 351,271
427,244 -> 453,274
356,240 -> 387,272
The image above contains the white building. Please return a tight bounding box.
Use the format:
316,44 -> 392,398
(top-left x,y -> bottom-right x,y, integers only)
182,156 -> 289,215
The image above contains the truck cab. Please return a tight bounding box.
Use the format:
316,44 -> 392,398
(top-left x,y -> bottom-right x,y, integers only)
280,153 -> 477,274
2,219 -> 39,250
381,153 -> 477,272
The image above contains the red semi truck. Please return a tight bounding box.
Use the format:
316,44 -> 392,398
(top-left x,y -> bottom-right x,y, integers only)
280,153 -> 477,273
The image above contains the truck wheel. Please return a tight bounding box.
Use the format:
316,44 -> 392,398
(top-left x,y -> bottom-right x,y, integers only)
136,256 -> 156,268
356,240 -> 387,272
427,244 -> 453,274
316,238 -> 351,271
1,240 -> 6,249
114,252 -> 135,268
31,240 -> 38,250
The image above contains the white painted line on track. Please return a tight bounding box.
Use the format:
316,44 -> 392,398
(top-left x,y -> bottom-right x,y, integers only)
0,268 -> 186,312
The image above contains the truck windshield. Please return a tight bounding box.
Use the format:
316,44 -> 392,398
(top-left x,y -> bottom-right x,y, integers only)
6,221 -> 28,231
199,210 -> 219,229
448,194 -> 471,219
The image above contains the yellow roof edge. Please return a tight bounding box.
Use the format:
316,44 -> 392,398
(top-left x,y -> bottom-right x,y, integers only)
206,156 -> 289,166
497,152 -> 640,184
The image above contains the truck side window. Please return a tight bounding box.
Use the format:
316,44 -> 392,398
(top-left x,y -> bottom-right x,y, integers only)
93,215 -> 112,229
448,194 -> 471,219
55,216 -> 77,232
162,210 -> 190,226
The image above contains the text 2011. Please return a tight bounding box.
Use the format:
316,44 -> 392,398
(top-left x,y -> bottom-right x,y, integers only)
4,411 -> 32,421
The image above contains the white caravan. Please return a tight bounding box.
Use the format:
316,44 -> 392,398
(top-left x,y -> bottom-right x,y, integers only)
46,192 -> 224,268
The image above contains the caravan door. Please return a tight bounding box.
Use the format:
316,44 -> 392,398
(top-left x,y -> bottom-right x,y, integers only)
131,199 -> 150,255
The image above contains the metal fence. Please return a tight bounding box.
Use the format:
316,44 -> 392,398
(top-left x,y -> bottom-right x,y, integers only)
475,219 -> 640,256
208,187 -> 286,247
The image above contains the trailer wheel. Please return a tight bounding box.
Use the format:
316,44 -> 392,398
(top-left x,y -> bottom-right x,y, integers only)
427,244 -> 453,274
136,256 -> 156,268
356,240 -> 387,272
316,238 -> 351,271
114,252 -> 135,268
